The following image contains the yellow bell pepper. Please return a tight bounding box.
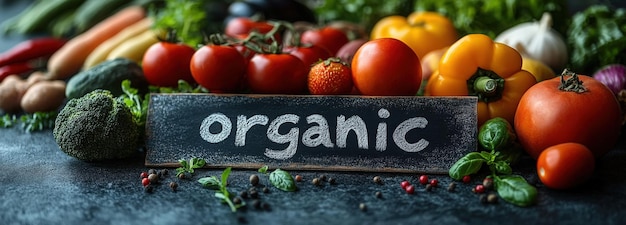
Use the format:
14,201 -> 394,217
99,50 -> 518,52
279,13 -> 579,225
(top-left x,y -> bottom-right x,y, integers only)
370,11 -> 457,59
425,34 -> 536,126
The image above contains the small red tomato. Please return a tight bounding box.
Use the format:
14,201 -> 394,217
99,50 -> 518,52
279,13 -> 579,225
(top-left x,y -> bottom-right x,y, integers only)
140,172 -> 148,179
190,45 -> 247,93
418,175 -> 429,185
537,142 -> 596,190
400,180 -> 411,190
429,179 -> 438,187
247,53 -> 309,94
308,58 -> 353,95
405,185 -> 415,194
141,178 -> 150,187
284,45 -> 332,68
301,26 -> 349,55
142,42 -> 196,87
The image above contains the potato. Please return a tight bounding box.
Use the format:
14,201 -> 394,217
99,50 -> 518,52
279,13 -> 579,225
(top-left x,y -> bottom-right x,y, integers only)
0,75 -> 28,113
420,47 -> 448,81
20,80 -> 66,113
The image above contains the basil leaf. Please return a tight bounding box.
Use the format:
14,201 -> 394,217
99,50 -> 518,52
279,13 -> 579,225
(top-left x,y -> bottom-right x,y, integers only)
198,176 -> 221,189
448,152 -> 486,180
478,117 -> 516,152
258,165 -> 269,174
269,169 -> 297,192
494,161 -> 512,175
193,158 -> 206,169
221,167 -> 231,189
495,175 -> 538,207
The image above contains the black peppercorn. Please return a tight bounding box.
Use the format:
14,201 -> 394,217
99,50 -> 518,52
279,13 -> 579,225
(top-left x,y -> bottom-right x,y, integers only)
148,169 -> 157,175
169,182 -> 178,192
319,175 -> 327,182
249,189 -> 259,198
447,182 -> 456,192
312,178 -> 321,186
262,187 -> 270,193
295,175 -> 303,182
148,173 -> 159,183
479,194 -> 488,204
487,193 -> 499,203
249,174 -> 260,186
375,191 -> 383,199
144,185 -> 154,193
373,176 -> 382,184
232,197 -> 242,205
240,190 -> 248,199
359,203 -> 367,211
328,177 -> 336,185
425,184 -> 432,191
252,200 -> 262,209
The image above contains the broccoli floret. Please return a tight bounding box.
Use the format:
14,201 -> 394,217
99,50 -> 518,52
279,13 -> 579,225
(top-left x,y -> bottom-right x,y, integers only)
53,89 -> 140,161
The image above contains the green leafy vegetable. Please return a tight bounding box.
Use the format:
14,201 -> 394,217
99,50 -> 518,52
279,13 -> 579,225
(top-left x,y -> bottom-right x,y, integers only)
567,5 -> 626,74
176,157 -> 206,177
495,175 -> 538,207
0,114 -> 16,128
258,165 -> 269,174
269,169 -> 297,192
151,0 -> 207,48
313,0 -> 413,32
449,117 -> 536,207
20,111 -> 57,133
119,80 -> 149,128
150,79 -> 208,94
198,167 -> 245,212
413,0 -> 569,38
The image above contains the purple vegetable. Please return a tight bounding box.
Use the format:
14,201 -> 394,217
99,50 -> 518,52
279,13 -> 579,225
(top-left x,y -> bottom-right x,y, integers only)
592,64 -> 626,95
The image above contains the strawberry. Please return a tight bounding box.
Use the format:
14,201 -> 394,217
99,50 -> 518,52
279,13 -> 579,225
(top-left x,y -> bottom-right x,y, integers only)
307,58 -> 353,95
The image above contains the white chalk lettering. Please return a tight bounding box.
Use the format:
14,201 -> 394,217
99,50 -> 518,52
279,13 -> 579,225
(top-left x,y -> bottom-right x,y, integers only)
264,114 -> 300,160
235,115 -> 269,146
376,108 -> 390,151
336,115 -> 368,149
393,117 -> 429,152
302,114 -> 334,148
200,113 -> 232,143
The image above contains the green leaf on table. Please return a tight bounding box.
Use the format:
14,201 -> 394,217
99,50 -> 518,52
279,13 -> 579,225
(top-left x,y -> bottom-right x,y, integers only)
448,152 -> 487,180
495,175 -> 538,207
269,168 -> 297,192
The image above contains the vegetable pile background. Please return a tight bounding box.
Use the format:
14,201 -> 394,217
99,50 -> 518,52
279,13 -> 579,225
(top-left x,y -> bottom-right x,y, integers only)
1,0 -> 626,224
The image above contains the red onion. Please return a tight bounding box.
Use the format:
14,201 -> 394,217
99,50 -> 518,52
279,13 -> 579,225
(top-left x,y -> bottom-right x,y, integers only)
592,64 -> 626,95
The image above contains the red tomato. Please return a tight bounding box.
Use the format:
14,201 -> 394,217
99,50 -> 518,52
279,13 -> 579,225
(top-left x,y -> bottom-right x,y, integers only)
308,58 -> 353,95
537,143 -> 595,190
142,42 -> 196,87
351,38 -> 422,96
225,17 -> 276,40
301,26 -> 349,55
514,73 -> 622,159
246,53 -> 308,94
283,45 -> 332,68
190,45 -> 247,93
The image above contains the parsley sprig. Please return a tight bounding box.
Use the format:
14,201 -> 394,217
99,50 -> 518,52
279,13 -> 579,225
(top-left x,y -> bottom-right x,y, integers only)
176,157 -> 206,177
198,167 -> 245,212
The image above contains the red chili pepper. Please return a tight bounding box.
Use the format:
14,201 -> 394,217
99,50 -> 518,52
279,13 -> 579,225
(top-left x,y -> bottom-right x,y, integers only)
0,62 -> 36,82
0,37 -> 66,67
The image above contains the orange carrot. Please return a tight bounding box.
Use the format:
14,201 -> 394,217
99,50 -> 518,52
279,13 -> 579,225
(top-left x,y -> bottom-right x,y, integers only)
46,5 -> 146,80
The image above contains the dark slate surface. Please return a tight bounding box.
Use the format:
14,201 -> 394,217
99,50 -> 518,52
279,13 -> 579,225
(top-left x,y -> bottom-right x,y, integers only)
1,126 -> 626,225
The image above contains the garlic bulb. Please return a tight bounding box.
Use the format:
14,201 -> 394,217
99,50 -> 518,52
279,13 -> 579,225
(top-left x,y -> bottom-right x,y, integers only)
495,12 -> 568,71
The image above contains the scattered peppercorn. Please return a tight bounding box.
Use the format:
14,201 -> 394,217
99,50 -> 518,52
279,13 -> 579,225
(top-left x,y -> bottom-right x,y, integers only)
373,176 -> 382,184
319,175 -> 327,182
144,185 -> 154,193
263,186 -> 270,193
447,182 -> 457,192
474,184 -> 485,194
479,194 -> 488,204
405,185 -> 415,194
425,184 -> 432,192
487,193 -> 499,203
375,191 -> 383,199
140,172 -> 148,179
419,175 -> 429,185
328,177 -> 336,185
295,174 -> 303,182
482,177 -> 494,190
252,200 -> 262,209
148,169 -> 157,175
312,178 -> 321,186
141,177 -> 150,187
262,202 -> 271,210
359,203 -> 367,211
169,182 -> 178,192
249,189 -> 259,199
148,173 -> 159,183
430,179 -> 438,187
400,180 -> 411,190
240,190 -> 248,199
177,173 -> 186,180
160,169 -> 169,176
249,174 -> 260,186
462,175 -> 471,184
232,197 -> 242,205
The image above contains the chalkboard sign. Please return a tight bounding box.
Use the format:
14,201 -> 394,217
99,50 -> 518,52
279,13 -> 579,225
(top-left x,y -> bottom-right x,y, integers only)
145,94 -> 477,174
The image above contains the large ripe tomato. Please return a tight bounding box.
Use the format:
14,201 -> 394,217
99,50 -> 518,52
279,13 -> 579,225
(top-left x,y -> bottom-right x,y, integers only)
301,26 -> 349,55
537,143 -> 595,190
142,42 -> 196,87
283,44 -> 332,68
351,38 -> 422,96
190,45 -> 247,93
246,53 -> 308,94
514,72 -> 622,159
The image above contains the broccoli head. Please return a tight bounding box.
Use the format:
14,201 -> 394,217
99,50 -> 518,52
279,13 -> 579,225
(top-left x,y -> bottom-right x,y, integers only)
53,89 -> 140,161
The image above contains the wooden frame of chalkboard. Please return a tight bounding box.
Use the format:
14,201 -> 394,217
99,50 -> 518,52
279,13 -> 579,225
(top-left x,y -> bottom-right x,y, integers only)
145,93 -> 477,174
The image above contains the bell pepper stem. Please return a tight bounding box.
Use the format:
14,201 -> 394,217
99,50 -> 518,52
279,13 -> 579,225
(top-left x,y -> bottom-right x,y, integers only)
474,76 -> 498,95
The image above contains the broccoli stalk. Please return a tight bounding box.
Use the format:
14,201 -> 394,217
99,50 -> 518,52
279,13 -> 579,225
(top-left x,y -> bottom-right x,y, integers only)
53,89 -> 140,161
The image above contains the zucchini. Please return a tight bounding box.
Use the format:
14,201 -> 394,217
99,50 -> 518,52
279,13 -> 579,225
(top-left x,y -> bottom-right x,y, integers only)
65,58 -> 148,99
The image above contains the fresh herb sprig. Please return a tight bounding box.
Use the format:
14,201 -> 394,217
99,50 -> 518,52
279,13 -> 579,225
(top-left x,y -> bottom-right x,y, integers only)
176,157 -> 206,177
1,112 -> 57,132
0,114 -> 16,128
120,80 -> 149,128
198,167 -> 245,212
258,165 -> 297,192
